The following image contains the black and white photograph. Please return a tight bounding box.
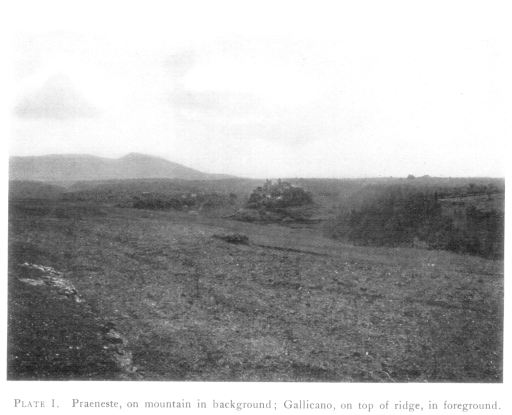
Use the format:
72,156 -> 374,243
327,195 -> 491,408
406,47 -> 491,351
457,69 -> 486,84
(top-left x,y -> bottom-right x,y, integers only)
2,0 -> 510,410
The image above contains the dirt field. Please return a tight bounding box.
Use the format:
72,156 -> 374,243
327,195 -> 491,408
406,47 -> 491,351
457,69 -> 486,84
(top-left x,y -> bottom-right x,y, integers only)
8,199 -> 503,381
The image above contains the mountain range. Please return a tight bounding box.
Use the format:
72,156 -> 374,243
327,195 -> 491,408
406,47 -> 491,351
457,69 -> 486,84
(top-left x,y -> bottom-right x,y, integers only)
9,153 -> 232,182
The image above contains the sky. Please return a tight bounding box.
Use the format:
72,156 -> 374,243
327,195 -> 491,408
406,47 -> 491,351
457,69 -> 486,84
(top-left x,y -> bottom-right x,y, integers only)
5,0 -> 510,178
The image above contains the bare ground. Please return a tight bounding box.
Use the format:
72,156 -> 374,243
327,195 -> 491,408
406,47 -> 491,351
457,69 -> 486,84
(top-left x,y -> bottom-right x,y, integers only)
8,200 -> 503,381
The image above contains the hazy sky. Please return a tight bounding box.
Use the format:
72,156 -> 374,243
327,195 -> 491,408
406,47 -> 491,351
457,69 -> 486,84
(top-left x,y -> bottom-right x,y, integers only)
7,0 -> 509,178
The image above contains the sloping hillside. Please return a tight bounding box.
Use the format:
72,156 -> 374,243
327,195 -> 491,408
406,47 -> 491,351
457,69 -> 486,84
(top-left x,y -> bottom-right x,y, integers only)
9,153 -> 230,181
8,199 -> 503,381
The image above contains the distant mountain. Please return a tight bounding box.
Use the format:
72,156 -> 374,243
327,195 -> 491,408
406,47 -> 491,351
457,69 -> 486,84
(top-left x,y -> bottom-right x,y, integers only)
9,153 -> 232,182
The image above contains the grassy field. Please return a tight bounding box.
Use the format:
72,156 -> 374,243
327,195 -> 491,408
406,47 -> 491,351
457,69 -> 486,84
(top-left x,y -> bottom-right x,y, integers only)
8,198 -> 503,381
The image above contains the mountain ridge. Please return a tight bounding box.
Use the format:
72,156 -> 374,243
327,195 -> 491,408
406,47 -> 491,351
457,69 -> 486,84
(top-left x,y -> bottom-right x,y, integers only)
9,153 -> 233,182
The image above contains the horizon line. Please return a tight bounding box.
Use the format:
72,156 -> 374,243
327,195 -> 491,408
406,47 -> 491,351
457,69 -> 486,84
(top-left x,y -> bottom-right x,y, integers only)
7,152 -> 505,181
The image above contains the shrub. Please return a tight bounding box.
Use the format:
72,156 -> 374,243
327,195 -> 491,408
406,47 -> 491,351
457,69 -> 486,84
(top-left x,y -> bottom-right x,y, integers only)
331,185 -> 503,258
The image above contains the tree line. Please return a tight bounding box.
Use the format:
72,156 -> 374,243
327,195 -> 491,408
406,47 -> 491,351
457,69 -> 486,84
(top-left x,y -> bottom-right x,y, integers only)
330,184 -> 503,258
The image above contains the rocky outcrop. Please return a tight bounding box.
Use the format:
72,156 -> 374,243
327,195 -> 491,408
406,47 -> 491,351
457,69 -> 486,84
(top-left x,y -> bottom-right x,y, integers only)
15,263 -> 139,379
